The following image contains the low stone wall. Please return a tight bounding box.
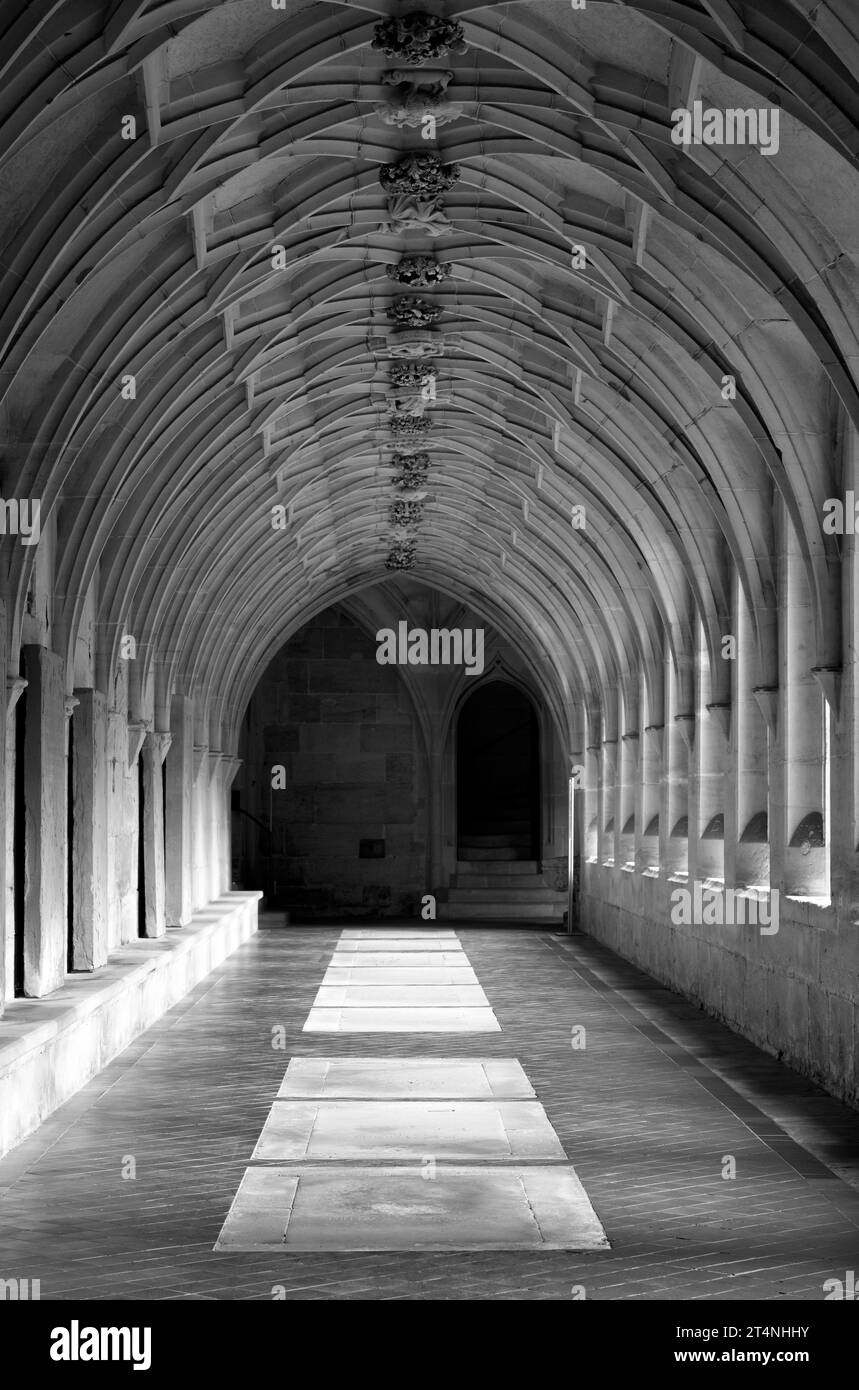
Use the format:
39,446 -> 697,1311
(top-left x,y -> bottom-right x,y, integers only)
0,891 -> 261,1159
579,864 -> 857,1108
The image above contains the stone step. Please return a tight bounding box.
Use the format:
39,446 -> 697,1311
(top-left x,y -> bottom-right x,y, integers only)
461,821 -> 532,836
457,846 -> 533,861
438,901 -> 566,922
456,860 -> 539,875
458,835 -> 532,849
450,873 -> 548,889
448,887 -> 567,904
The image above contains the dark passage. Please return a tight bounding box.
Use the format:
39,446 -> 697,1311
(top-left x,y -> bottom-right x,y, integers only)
457,681 -> 539,861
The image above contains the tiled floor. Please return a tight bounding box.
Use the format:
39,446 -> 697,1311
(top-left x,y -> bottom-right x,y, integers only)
0,919 -> 858,1299
215,927 -> 605,1252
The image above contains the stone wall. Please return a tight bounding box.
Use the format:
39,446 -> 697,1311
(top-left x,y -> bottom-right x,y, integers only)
241,610 -> 428,918
579,865 -> 858,1108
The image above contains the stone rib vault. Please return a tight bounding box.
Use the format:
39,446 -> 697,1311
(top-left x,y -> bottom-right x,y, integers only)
1,0 -> 859,1171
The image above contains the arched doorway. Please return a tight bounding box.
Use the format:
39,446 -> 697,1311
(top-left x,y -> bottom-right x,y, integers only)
456,681 -> 539,861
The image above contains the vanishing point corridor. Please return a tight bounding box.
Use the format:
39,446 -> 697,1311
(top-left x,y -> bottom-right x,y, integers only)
4,0 -> 859,1339
1,920 -> 857,1300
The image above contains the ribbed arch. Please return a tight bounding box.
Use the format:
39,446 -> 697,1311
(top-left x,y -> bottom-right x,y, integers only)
2,0 -> 858,768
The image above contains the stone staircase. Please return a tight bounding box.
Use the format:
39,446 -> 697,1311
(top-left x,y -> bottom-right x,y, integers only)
457,817 -> 533,860
438,831 -> 567,923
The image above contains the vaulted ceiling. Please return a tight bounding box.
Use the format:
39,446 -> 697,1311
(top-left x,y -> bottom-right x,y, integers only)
2,1 -> 859,749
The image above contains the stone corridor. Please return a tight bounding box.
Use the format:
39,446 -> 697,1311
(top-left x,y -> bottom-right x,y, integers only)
6,0 -> 859,1318
1,920 -> 857,1301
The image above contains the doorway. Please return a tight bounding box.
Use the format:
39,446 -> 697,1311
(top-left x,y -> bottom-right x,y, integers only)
456,681 -> 539,860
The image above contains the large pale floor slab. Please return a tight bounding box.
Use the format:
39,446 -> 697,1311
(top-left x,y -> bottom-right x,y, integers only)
321,966 -> 480,986
215,1164 -> 610,1252
252,1099 -> 566,1161
330,952 -> 471,968
334,939 -> 462,953
215,928 -> 607,1253
303,1006 -> 501,1033
276,1058 -> 536,1100
312,984 -> 490,1008
338,929 -> 458,940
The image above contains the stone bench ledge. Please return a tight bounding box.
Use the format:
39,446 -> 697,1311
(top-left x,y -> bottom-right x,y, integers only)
0,891 -> 261,1157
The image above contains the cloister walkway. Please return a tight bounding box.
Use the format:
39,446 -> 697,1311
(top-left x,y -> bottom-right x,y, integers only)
1,921 -> 857,1301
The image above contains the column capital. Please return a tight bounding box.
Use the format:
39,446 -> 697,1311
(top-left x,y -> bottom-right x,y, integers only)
705,701 -> 731,741
64,695 -> 80,721
193,743 -> 210,781
6,675 -> 27,716
222,756 -> 243,790
752,686 -> 778,735
207,749 -> 226,785
224,754 -> 243,788
810,666 -> 841,720
144,730 -> 173,765
127,719 -> 150,768
674,713 -> 695,751
643,723 -> 664,755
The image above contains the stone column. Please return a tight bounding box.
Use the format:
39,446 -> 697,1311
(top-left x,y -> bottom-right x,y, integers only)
207,751 -> 224,902
165,695 -> 194,926
782,519 -> 827,897
63,697 -> 78,969
840,461 -> 859,918
5,676 -> 26,1003
618,677 -> 638,869
733,585 -> 770,889
22,645 -> 67,996
583,698 -> 601,862
698,704 -> 729,883
598,691 -> 617,867
141,731 -> 171,937
221,756 -> 243,895
666,647 -> 692,880
191,742 -> 210,911
70,689 -> 109,970
638,723 -> 663,873
0,606 -> 15,1009
568,746 -> 584,900
601,739 -> 617,866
